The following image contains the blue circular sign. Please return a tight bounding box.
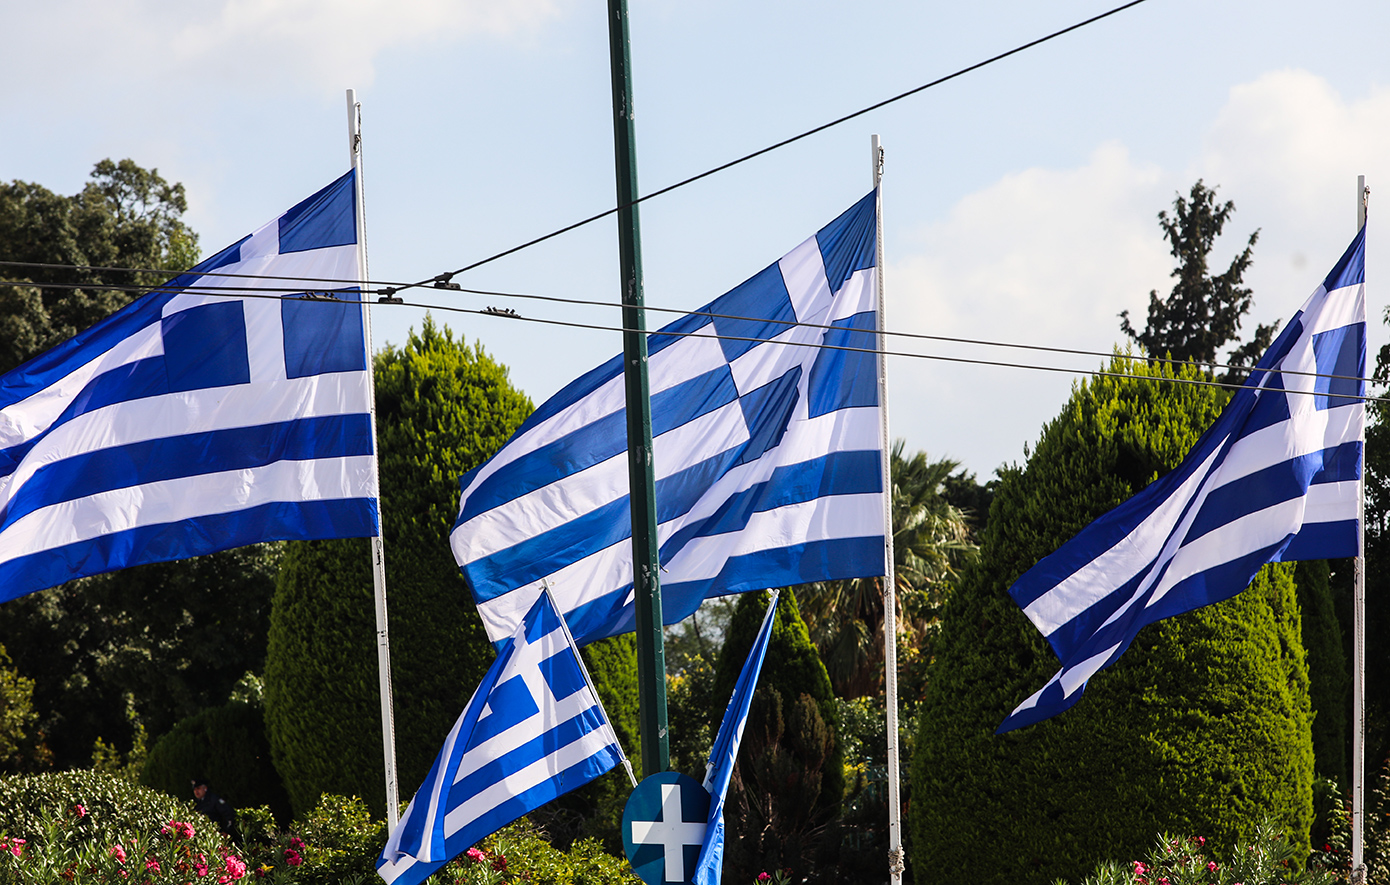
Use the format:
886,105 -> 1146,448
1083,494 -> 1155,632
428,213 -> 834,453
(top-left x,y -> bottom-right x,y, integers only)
622,771 -> 711,885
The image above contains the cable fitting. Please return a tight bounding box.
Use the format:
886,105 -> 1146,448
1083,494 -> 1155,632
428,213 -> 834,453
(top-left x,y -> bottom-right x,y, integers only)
377,288 -> 403,304
482,306 -> 520,319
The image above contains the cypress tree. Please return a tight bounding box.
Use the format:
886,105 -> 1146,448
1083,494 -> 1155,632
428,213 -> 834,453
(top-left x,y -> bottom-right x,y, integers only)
713,589 -> 843,880
909,356 -> 1314,885
1295,560 -> 1348,785
264,318 -> 532,817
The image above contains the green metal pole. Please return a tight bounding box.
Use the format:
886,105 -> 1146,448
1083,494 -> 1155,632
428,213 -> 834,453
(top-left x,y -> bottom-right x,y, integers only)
606,0 -> 669,777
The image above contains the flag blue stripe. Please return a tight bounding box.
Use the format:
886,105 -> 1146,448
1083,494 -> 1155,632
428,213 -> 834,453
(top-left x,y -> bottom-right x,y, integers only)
1322,226 -> 1366,291
815,190 -> 878,293
0,415 -> 374,531
1281,519 -> 1358,560
456,366 -> 739,526
0,497 -> 378,603
277,172 -> 357,253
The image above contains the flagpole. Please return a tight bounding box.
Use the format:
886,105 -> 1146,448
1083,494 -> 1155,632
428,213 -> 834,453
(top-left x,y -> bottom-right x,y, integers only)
1352,173 -> 1369,880
872,134 -> 905,885
347,88 -> 401,831
607,0 -> 669,778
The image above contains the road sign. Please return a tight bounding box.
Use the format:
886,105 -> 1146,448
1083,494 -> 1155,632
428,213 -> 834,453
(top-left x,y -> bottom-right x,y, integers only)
622,772 -> 710,885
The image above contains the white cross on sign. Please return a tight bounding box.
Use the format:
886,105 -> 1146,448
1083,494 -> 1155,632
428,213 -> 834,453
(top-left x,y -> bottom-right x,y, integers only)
630,783 -> 707,882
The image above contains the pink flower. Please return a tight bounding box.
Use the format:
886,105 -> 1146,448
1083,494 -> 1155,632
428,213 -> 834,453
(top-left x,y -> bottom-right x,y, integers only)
289,836 -> 304,850
73,804 -> 87,819
759,874 -> 772,883
112,844 -> 127,864
146,858 -> 162,873
465,847 -> 486,863
224,854 -> 248,880
1208,861 -> 1218,872
195,862 -> 210,877
284,848 -> 302,867
1133,861 -> 1148,876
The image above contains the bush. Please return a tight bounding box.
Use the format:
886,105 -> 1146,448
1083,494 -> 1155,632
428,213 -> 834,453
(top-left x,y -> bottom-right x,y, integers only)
424,818 -> 640,885
1062,819 -> 1336,885
0,769 -> 253,884
140,699 -> 292,824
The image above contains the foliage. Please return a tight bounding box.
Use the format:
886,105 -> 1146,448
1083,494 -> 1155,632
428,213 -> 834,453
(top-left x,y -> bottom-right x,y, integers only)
1060,820 -> 1336,885
0,769 -> 203,851
140,698 -> 292,824
797,440 -> 978,699
0,158 -> 199,376
667,653 -> 718,783
1119,180 -> 1273,373
0,644 -> 42,771
1359,304 -> 1390,773
714,590 -> 843,882
421,818 -> 640,885
0,808 -> 252,885
0,544 -> 282,774
1293,560 -> 1349,785
264,318 -> 533,818
910,356 -> 1316,885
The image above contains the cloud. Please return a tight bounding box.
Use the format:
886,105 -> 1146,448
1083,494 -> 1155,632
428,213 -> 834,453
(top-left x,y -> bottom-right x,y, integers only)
886,141 -> 1176,472
4,0 -> 564,101
887,70 -> 1390,476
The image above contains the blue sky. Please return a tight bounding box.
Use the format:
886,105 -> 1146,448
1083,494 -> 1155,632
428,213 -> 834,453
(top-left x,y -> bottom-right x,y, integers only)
3,0 -> 1387,477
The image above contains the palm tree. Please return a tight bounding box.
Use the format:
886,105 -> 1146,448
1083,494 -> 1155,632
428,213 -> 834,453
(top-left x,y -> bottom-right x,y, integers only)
797,440 -> 979,698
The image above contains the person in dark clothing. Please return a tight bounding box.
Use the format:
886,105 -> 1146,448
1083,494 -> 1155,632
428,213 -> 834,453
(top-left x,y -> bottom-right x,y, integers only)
191,779 -> 244,846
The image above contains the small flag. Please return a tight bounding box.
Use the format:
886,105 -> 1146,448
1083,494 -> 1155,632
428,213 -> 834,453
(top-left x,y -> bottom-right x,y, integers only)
0,171 -> 378,603
1000,227 -> 1366,732
694,591 -> 779,885
376,591 -> 627,885
452,191 -> 887,646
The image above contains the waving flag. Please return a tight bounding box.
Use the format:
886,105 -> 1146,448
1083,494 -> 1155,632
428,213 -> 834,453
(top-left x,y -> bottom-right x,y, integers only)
1000,227 -> 1366,733
694,591 -> 779,885
452,191 -> 887,646
376,591 -> 627,885
0,171 -> 378,603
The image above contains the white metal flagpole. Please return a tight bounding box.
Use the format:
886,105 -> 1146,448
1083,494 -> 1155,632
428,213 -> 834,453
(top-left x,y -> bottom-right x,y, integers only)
1352,173 -> 1369,881
873,133 -> 906,885
346,87 -> 401,830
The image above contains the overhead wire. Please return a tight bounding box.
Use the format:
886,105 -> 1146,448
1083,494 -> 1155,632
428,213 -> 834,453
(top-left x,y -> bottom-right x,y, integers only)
1,273 -> 1371,390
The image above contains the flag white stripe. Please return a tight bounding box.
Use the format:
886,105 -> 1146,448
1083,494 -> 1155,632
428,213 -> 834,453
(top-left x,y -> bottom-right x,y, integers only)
6,455 -> 374,557
4,374 -> 370,495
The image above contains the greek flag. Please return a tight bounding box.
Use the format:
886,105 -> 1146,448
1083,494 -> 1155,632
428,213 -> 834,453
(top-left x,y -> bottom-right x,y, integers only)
452,191 -> 887,646
694,591 -> 778,885
0,171 -> 378,603
376,591 -> 626,885
1000,227 -> 1366,733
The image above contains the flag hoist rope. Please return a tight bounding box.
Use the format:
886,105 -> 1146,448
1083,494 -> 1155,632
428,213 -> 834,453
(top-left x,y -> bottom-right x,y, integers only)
873,135 -> 906,885
348,88 -> 402,830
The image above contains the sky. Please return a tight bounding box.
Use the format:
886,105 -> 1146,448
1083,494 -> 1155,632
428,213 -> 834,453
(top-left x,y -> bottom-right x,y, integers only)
3,0 -> 1388,480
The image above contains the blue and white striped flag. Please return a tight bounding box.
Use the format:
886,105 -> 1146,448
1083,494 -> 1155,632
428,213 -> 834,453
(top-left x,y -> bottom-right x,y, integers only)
452,191 -> 887,646
376,591 -> 626,885
0,171 -> 378,602
1000,227 -> 1367,733
694,591 -> 778,885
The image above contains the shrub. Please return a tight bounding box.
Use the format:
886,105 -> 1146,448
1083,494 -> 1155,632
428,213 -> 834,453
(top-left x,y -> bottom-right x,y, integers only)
1062,819 -> 1336,885
425,818 -> 640,885
0,769 -> 252,884
140,699 -> 292,824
